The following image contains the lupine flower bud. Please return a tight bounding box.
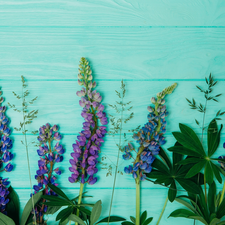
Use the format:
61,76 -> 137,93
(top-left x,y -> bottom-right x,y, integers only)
69,57 -> 108,185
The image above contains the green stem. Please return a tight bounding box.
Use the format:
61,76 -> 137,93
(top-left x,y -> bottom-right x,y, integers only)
156,197 -> 168,225
219,180 -> 225,205
75,183 -> 84,225
136,177 -> 140,225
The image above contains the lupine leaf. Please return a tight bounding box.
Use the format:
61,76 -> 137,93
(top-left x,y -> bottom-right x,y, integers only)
176,178 -> 200,194
169,209 -> 197,218
177,157 -> 200,165
68,214 -> 86,225
211,163 -> 222,183
188,216 -> 208,225
96,216 -> 126,224
130,216 -> 136,223
122,222 -> 135,225
6,186 -> 20,225
140,211 -> 147,224
151,158 -> 169,174
143,217 -> 153,225
208,182 -> 216,214
210,218 -> 221,225
185,160 -> 205,178
56,207 -> 72,221
20,191 -> 43,225
0,213 -> 15,225
207,119 -> 223,157
168,180 -> 177,202
159,147 -> 172,169
45,206 -> 61,215
90,200 -> 102,225
205,162 -> 214,184
47,183 -> 70,200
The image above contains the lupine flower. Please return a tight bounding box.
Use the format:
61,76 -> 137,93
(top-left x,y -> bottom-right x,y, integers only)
0,93 -> 13,215
68,57 -> 108,185
33,123 -> 64,224
123,83 -> 177,181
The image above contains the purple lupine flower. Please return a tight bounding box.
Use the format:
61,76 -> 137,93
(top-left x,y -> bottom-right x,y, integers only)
68,57 -> 108,186
123,83 -> 177,181
0,93 -> 13,215
33,124 -> 64,224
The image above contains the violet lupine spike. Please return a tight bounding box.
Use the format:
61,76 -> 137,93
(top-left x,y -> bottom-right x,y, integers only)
69,57 -> 108,185
0,91 -> 13,215
33,123 -> 64,224
123,83 -> 177,181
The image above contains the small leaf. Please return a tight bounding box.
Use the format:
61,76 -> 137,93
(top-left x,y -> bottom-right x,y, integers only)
169,209 -> 197,218
130,216 -> 136,224
185,160 -> 205,178
0,212 -> 15,225
122,222 -> 135,225
168,180 -> 177,202
90,200 -> 102,225
56,207 -> 72,222
20,191 -> 43,225
140,211 -> 147,224
143,217 -> 153,225
47,183 -> 70,200
96,216 -> 126,224
205,162 -> 214,185
68,214 -> 86,225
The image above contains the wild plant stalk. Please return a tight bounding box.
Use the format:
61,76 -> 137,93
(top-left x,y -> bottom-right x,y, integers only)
8,76 -> 38,224
186,74 -> 223,224
107,80 -> 137,224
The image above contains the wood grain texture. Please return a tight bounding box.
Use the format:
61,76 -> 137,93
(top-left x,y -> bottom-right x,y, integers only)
1,1 -> 225,224
0,0 -> 225,27
1,27 -> 225,80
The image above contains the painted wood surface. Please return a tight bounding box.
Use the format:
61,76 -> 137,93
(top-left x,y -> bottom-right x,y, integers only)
0,1 -> 225,224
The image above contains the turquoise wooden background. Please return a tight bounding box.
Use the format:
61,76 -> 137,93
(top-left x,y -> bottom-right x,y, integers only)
0,1 -> 225,224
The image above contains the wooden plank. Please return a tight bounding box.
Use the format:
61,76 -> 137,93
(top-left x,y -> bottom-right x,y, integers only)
2,80 -> 224,134
0,0 -> 225,27
1,27 -> 225,80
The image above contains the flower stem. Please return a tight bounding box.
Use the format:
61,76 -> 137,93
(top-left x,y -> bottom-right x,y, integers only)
75,183 -> 84,225
136,177 -> 140,225
156,197 -> 168,225
219,180 -> 225,205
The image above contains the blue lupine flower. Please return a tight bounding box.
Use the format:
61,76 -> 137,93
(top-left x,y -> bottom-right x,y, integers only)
123,83 -> 177,181
33,124 -> 64,224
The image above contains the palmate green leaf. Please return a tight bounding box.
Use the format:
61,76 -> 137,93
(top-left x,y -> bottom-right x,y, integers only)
177,157 -> 200,165
20,191 -> 43,225
168,180 -> 177,202
169,209 -> 197,218
173,151 -> 183,171
96,216 -> 126,224
90,200 -> 102,225
0,213 -> 15,225
185,160 -> 205,178
56,207 -> 72,222
151,158 -> 169,175
143,217 -> 153,225
207,119 -> 223,157
176,178 -> 200,194
68,214 -> 86,225
208,182 -> 216,215
6,186 -> 20,225
47,183 -> 70,200
140,211 -> 147,224
189,216 -> 208,225
211,163 -> 222,183
205,162 -> 214,184
168,145 -> 202,157
178,123 -> 205,155
158,147 -> 172,169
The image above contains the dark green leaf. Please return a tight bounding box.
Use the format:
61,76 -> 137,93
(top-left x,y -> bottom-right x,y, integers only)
122,222 -> 134,225
208,182 -> 216,214
96,216 -> 126,224
47,183 -> 70,200
211,163 -> 222,183
45,206 -> 61,215
207,119 -> 223,157
20,191 -> 43,225
185,160 -> 205,178
168,145 -> 202,157
169,209 -> 197,218
0,212 -> 15,225
59,218 -> 69,225
176,178 -> 200,194
151,158 -> 169,174
168,180 -> 177,202
210,218 -> 221,225
177,157 -> 200,165
143,217 -> 153,225
173,152 -> 183,170
68,214 -> 86,225
140,211 -> 147,224
90,200 -> 102,225
178,123 -> 205,155
130,216 -> 136,223
6,186 -> 20,225
217,197 -> 225,218
205,161 -> 214,184
188,216 -> 208,224
158,148 -> 172,169
56,207 -> 72,222
175,198 -> 197,213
